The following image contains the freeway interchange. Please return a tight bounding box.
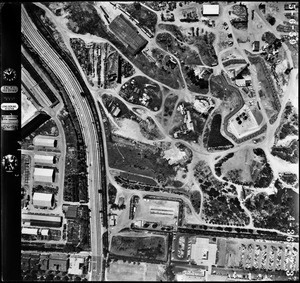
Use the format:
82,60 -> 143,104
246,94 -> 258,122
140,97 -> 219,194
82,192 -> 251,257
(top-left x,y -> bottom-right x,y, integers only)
22,5 -> 107,281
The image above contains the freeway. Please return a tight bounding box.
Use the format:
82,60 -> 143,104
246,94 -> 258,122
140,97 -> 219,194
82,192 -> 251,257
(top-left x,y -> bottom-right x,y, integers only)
22,6 -> 104,281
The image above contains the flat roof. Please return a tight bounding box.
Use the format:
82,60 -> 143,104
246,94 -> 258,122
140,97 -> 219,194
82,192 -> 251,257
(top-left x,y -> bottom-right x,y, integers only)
33,192 -> 53,202
22,227 -> 38,235
109,14 -> 148,55
34,168 -> 54,177
34,135 -> 57,147
203,4 -> 220,15
34,154 -> 55,164
22,213 -> 61,223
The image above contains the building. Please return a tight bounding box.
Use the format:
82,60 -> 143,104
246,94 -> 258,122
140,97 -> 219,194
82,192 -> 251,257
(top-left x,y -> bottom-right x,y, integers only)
202,4 -> 220,16
109,14 -> 148,55
68,255 -> 85,275
34,154 -> 56,165
40,229 -> 50,236
33,168 -> 55,183
252,41 -> 260,52
34,136 -> 57,148
190,237 -> 217,275
235,79 -> 246,87
22,227 -> 38,236
39,254 -> 50,271
33,192 -> 54,208
63,205 -> 78,219
22,213 -> 62,228
49,253 -> 69,272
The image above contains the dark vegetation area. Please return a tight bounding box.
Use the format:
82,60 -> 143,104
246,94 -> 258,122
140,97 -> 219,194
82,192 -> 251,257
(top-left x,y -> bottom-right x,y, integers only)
245,180 -> 299,234
194,161 -> 249,226
206,114 -> 234,150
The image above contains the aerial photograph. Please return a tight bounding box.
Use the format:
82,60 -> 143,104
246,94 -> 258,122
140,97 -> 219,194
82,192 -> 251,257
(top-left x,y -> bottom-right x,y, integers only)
20,1 -> 298,281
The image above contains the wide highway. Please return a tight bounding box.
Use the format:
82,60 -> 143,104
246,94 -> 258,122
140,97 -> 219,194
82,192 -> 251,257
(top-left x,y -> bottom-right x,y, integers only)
22,5 -> 104,281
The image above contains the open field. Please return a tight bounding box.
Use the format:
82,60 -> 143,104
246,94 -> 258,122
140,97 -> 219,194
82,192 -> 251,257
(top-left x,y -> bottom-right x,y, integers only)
106,261 -> 162,281
110,233 -> 168,262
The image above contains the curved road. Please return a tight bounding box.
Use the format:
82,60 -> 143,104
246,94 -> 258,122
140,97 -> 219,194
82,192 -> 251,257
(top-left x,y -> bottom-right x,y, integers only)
22,6 -> 104,281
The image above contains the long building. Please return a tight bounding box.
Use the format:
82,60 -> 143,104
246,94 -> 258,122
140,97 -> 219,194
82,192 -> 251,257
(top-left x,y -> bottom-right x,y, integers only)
109,14 -> 148,55
22,213 -> 62,228
33,168 -> 55,183
34,135 -> 57,148
34,154 -> 56,165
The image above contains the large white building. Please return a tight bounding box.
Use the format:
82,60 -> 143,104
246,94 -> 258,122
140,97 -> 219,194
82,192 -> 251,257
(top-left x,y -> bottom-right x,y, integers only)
33,168 -> 55,183
202,4 -> 220,16
22,227 -> 38,236
34,154 -> 56,165
68,255 -> 85,275
33,192 -> 54,208
34,136 -> 57,148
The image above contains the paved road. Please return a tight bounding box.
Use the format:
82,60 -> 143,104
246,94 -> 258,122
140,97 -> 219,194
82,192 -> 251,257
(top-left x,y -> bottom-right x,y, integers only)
22,6 -> 104,281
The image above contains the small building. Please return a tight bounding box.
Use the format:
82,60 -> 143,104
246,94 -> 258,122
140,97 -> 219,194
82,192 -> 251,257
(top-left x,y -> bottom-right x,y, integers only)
34,168 -> 55,183
235,79 -> 246,87
49,253 -> 69,272
202,4 -> 220,16
22,227 -> 39,236
252,41 -> 260,52
68,255 -> 85,275
21,253 -> 31,271
39,254 -> 50,271
34,154 -> 56,165
40,229 -> 50,236
64,205 -> 78,219
33,192 -> 54,208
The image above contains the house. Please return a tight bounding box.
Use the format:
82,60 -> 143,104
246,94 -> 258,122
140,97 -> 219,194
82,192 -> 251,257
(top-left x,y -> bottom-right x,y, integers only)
252,41 -> 260,52
202,4 -> 220,16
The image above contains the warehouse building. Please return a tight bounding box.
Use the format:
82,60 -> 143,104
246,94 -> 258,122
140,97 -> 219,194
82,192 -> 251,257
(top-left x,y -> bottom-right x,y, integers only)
22,213 -> 62,228
34,154 -> 56,165
33,168 -> 55,183
33,192 -> 54,208
109,14 -> 148,55
34,135 -> 57,148
22,227 -> 39,236
202,4 -> 220,16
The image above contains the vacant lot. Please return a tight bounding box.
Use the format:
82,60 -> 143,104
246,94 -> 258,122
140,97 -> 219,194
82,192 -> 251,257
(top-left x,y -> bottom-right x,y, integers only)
106,261 -> 161,281
119,3 -> 158,33
110,233 -> 168,261
248,56 -> 281,123
107,136 -> 176,186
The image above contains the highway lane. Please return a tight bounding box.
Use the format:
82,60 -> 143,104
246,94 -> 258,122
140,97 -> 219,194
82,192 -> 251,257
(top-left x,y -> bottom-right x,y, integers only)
22,6 -> 104,281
